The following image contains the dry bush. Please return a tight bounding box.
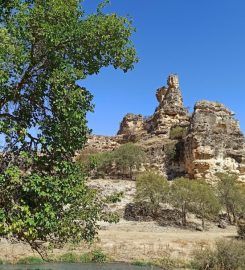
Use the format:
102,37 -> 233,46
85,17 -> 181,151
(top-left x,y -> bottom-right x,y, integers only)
192,239 -> 245,270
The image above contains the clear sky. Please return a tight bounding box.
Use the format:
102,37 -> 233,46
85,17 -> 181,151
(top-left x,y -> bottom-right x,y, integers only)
81,0 -> 245,136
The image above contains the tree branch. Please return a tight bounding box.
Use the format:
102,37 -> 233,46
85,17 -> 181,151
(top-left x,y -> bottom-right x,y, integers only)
0,113 -> 19,121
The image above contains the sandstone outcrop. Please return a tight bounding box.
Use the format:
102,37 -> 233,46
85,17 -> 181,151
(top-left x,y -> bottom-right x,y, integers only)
117,114 -> 145,135
84,74 -> 245,182
184,101 -> 245,181
149,74 -> 190,136
117,74 -> 190,137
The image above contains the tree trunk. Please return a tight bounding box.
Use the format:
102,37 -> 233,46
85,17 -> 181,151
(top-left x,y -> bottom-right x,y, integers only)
231,205 -> 237,224
226,206 -> 232,224
202,216 -> 205,230
182,205 -> 187,226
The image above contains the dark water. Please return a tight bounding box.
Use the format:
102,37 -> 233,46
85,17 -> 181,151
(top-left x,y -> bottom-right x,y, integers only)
0,263 -> 160,270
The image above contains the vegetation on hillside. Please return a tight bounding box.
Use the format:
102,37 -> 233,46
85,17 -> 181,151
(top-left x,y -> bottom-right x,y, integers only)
134,172 -> 244,232
78,143 -> 145,179
135,171 -> 169,216
216,173 -> 245,224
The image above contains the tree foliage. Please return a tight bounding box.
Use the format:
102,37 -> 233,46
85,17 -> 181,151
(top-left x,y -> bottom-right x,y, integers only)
79,143 -> 145,179
135,171 -> 169,215
216,173 -> 245,224
0,0 -> 137,158
189,181 -> 220,229
169,178 -> 195,226
170,178 -> 220,228
0,0 -> 137,255
113,143 -> 146,178
0,162 -> 102,253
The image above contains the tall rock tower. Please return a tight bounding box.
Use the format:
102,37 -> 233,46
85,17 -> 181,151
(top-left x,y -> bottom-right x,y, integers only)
148,74 -> 190,136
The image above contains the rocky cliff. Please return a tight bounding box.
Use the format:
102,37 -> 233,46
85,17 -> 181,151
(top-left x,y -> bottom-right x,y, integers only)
184,101 -> 245,181
85,75 -> 245,182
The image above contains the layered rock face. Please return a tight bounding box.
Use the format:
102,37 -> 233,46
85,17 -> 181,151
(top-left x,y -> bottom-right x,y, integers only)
117,74 -> 190,137
85,74 -> 245,182
185,101 -> 245,181
150,74 -> 190,136
117,114 -> 145,135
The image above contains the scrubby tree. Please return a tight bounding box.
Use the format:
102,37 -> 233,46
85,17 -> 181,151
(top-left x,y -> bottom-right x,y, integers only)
169,178 -> 195,226
0,0 -> 137,256
78,143 -> 145,179
216,173 -> 245,224
113,143 -> 146,178
190,181 -> 221,230
135,171 -> 169,216
90,151 -> 114,178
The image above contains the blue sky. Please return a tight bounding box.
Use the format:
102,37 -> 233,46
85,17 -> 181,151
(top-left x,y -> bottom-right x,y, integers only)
81,0 -> 245,136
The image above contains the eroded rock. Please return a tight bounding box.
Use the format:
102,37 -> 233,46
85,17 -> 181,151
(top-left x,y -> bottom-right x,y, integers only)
84,74 -> 245,182
184,101 -> 245,182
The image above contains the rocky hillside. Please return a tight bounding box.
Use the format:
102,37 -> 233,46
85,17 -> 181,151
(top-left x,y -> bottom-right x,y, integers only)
85,75 -> 245,182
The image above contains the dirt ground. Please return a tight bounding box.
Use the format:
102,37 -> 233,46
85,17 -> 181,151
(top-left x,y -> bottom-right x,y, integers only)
0,179 -> 238,263
98,220 -> 237,262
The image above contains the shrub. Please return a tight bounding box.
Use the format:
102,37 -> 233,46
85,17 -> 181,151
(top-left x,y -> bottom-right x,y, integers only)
170,178 -> 221,228
17,256 -> 44,264
79,252 -> 92,263
91,151 -> 114,177
131,261 -> 152,266
75,148 -> 99,172
113,143 -> 146,179
58,250 -> 107,263
90,249 -> 107,263
216,173 -> 245,224
170,126 -> 188,140
169,178 -> 194,226
79,143 -> 146,179
135,171 -> 169,217
192,239 -> 245,270
190,181 -> 221,229
164,142 -> 177,162
105,191 -> 124,203
58,253 -> 79,262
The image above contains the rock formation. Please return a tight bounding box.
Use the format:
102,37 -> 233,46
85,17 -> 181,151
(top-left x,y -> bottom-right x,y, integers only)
149,74 -> 190,136
117,74 -> 190,137
84,74 -> 245,182
185,101 -> 245,181
117,114 -> 145,135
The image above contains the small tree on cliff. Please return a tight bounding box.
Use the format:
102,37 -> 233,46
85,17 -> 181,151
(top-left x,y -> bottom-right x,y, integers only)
0,0 -> 137,257
113,143 -> 146,179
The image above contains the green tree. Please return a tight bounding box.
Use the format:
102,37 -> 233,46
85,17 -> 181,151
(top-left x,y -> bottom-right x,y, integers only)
91,151 -> 114,178
190,181 -> 220,230
113,143 -> 145,179
0,0 -> 137,256
216,173 -> 244,224
0,0 -> 137,158
0,163 -> 102,256
169,178 -> 194,226
135,171 -> 169,216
